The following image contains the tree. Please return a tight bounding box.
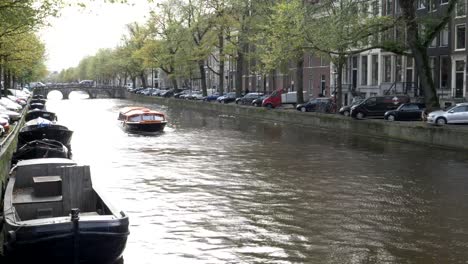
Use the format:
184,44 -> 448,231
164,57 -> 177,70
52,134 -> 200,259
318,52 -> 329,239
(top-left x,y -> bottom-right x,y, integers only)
303,0 -> 394,108
255,0 -> 309,103
395,0 -> 456,111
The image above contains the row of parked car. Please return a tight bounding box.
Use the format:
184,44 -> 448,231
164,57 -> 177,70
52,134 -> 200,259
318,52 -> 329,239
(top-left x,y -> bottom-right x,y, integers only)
337,95 -> 468,126
0,89 -> 32,136
129,87 -> 468,126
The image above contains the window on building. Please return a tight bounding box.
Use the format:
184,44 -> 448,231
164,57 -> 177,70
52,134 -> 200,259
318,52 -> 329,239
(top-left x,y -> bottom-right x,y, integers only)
440,0 -> 448,4
457,0 -> 466,16
428,0 -> 436,11
440,26 -> 449,47
321,75 -> 326,95
440,56 -> 449,89
360,2 -> 369,16
386,0 -> 393,15
429,35 -> 437,47
383,55 -> 392,83
308,55 -> 313,67
396,56 -> 403,82
372,0 -> 379,16
429,57 -> 436,80
418,0 -> 426,9
361,56 -> 368,85
320,56 -> 329,67
456,24 -> 466,50
371,55 -> 379,85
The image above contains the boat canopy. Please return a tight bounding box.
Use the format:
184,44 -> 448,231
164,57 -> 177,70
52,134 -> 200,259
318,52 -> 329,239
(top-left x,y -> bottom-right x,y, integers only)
118,107 -> 166,121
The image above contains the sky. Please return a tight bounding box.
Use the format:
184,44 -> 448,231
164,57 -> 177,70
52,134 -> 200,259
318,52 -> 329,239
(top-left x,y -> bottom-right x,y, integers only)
40,1 -> 154,72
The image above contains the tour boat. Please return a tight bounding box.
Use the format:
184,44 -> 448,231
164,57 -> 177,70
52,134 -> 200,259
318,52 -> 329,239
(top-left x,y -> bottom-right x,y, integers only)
25,109 -> 58,122
18,117 -> 73,151
118,106 -> 167,132
2,158 -> 129,263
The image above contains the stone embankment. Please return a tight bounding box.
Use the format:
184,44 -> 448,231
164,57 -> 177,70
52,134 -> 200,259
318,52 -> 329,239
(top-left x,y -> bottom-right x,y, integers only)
126,92 -> 468,151
0,108 -> 27,197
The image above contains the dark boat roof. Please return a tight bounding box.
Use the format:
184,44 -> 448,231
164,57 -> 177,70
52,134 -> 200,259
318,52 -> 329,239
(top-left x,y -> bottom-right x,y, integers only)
16,158 -> 76,167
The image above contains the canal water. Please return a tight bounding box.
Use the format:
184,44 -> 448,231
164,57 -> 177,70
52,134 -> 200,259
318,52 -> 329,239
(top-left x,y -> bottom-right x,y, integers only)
46,92 -> 468,264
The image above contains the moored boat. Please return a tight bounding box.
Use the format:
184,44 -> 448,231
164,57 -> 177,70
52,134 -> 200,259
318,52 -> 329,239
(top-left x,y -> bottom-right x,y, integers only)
11,139 -> 70,165
29,98 -> 47,105
18,117 -> 73,150
25,109 -> 57,122
2,158 -> 129,264
29,102 -> 45,110
118,107 -> 167,132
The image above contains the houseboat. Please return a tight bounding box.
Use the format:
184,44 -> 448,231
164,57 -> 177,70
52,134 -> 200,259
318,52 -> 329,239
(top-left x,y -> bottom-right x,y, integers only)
2,158 -> 129,263
118,107 -> 167,132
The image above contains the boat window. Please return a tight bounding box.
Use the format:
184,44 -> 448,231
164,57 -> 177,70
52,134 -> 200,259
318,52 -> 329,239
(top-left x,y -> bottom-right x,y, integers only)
129,115 -> 142,122
142,115 -> 153,121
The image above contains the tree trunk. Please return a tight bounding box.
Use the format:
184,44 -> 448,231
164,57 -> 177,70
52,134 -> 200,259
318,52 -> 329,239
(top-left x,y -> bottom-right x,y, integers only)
236,51 -> 244,97
296,58 -> 304,103
271,70 -> 276,91
400,0 -> 439,111
218,33 -> 225,95
199,61 -> 207,96
139,71 -> 147,88
263,74 -> 267,94
171,78 -> 178,89
336,60 -> 344,109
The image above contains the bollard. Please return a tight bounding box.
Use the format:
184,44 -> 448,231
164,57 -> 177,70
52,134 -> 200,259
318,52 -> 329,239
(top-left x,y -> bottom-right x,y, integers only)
71,208 -> 80,264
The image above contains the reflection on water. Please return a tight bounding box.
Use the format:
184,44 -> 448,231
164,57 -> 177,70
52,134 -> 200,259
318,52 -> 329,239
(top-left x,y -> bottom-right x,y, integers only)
44,94 -> 468,264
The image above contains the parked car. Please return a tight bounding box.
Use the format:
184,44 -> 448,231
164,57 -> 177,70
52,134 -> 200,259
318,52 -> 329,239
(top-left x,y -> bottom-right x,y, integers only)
217,92 -> 237,104
235,92 -> 263,105
252,95 -> 268,107
427,103 -> 468,126
0,97 -> 22,112
0,116 -> 9,134
350,95 -> 410,119
174,90 -> 190,98
339,99 -> 364,116
384,103 -> 426,121
262,89 -> 308,108
203,93 -> 221,102
296,97 -> 334,113
190,92 -> 205,100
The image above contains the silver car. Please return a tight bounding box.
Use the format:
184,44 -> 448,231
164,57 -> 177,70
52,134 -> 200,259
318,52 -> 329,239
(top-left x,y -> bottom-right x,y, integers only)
427,103 -> 468,125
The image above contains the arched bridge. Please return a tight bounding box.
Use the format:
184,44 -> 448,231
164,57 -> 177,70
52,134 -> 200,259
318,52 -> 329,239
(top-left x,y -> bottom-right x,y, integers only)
34,84 -> 126,99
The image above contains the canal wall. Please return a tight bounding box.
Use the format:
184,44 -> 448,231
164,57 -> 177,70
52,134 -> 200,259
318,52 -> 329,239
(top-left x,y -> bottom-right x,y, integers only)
126,92 -> 468,150
0,109 -> 27,199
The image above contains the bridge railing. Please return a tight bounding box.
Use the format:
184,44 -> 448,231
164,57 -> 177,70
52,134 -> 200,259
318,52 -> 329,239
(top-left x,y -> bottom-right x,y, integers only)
43,84 -> 125,89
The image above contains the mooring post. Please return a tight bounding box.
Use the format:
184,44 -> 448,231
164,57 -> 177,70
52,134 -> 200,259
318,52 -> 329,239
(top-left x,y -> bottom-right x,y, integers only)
71,208 -> 80,264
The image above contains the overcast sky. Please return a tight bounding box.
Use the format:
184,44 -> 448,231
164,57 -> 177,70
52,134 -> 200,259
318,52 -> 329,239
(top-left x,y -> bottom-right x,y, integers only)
40,1 -> 153,72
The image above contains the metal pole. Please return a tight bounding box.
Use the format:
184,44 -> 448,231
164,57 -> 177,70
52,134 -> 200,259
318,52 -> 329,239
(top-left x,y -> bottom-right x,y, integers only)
71,208 -> 80,264
152,69 -> 154,88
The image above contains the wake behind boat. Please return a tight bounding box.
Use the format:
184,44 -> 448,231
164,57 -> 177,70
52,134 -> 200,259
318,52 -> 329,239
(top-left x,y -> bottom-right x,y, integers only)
118,107 -> 167,132
2,158 -> 129,264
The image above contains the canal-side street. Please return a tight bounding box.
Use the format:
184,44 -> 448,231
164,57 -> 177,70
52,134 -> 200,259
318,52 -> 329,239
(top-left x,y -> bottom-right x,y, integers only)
37,94 -> 468,264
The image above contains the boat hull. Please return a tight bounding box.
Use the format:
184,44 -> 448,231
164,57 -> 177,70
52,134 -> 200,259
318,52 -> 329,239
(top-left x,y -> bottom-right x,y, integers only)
3,218 -> 129,264
12,139 -> 69,164
123,121 -> 167,132
18,125 -> 73,149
